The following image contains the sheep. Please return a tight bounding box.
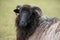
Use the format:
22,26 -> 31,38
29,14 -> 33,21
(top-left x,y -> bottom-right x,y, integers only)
13,4 -> 60,40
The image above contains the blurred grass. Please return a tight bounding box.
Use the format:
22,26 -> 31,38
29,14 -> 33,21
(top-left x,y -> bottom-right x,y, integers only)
0,0 -> 60,40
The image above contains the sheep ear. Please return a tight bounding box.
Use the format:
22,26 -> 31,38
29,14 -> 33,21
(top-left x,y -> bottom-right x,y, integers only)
13,5 -> 23,15
13,5 -> 22,15
14,9 -> 19,13
13,9 -> 20,15
14,4 -> 24,13
32,6 -> 42,17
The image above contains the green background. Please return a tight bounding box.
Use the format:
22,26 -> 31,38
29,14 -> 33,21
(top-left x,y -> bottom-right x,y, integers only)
0,0 -> 60,40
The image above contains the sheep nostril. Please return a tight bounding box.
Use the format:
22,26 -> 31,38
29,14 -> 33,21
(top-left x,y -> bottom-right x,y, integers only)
19,21 -> 27,26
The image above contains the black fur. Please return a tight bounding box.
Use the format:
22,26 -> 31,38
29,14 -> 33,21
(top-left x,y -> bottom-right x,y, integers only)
13,4 -> 60,40
14,4 -> 42,40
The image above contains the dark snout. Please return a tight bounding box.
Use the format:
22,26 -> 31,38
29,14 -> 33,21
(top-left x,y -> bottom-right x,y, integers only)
19,11 -> 29,27
19,20 -> 27,27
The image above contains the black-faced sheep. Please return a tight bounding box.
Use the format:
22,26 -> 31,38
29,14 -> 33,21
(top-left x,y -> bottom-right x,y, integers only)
13,4 -> 60,40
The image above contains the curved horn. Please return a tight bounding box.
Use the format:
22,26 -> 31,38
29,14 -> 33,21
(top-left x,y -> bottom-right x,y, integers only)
31,6 -> 42,17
